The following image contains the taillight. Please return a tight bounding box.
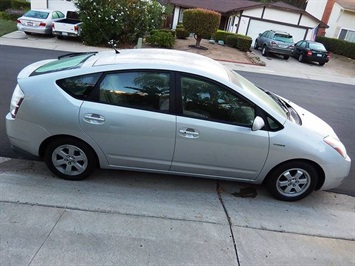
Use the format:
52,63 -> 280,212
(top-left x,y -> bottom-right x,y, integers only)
271,41 -> 277,46
307,51 -> 312,56
10,85 -> 24,118
326,53 -> 330,59
39,22 -> 46,27
16,19 -> 21,24
52,22 -> 55,29
74,25 -> 78,31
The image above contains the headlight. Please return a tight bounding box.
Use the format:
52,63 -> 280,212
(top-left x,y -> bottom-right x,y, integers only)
324,136 -> 348,159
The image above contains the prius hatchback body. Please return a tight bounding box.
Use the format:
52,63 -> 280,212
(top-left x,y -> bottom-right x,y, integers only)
6,49 -> 351,201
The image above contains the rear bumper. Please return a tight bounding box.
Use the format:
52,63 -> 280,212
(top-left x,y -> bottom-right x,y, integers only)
52,31 -> 80,38
17,24 -> 52,35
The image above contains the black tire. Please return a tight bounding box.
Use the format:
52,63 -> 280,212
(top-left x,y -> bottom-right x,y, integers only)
262,46 -> 268,56
298,54 -> 304,62
24,32 -> 31,35
265,161 -> 318,201
283,55 -> 289,60
44,137 -> 97,180
57,35 -> 64,40
254,41 -> 259,50
319,62 -> 325,66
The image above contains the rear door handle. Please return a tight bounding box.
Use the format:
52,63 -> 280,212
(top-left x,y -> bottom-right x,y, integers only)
83,114 -> 105,125
179,128 -> 200,139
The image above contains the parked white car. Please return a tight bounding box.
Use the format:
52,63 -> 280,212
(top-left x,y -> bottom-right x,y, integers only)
6,49 -> 351,201
17,9 -> 65,35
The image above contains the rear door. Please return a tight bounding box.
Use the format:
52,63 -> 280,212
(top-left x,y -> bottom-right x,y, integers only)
171,74 -> 269,180
79,70 -> 176,171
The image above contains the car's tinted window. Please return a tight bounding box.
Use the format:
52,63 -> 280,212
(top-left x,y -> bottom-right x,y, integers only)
180,75 -> 255,126
309,43 -> 326,51
274,34 -> 293,43
99,71 -> 170,112
24,10 -> 49,19
57,73 -> 101,99
299,41 -> 306,48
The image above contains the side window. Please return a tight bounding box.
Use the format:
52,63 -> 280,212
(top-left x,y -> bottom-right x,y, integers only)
180,75 -> 255,126
300,41 -> 307,48
56,73 -> 101,99
99,71 -> 170,112
52,12 -> 59,19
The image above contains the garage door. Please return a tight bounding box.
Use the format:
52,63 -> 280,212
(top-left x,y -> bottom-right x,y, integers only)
247,19 -> 307,45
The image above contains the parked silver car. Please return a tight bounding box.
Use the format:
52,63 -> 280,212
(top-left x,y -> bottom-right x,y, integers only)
254,30 -> 294,59
6,49 -> 351,201
17,9 -> 65,35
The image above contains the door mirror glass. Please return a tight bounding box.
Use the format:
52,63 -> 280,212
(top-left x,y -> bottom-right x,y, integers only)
252,116 -> 265,131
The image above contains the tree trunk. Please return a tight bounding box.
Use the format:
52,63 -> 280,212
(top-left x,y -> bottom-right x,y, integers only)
194,34 -> 202,47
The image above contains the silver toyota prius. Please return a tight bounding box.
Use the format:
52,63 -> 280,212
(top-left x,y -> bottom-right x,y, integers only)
6,49 -> 351,201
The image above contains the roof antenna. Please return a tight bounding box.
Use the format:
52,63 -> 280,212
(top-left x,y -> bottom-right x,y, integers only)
108,39 -> 120,54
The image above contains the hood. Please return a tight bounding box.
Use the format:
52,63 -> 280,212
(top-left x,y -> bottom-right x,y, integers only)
288,100 -> 338,139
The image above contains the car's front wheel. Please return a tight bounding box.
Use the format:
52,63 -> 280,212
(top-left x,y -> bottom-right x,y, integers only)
254,41 -> 259,50
44,138 -> 97,180
265,161 -> 318,201
319,62 -> 325,66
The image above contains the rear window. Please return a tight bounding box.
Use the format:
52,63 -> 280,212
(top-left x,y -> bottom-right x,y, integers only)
30,52 -> 97,76
274,34 -> 293,43
24,10 -> 49,19
309,43 -> 326,51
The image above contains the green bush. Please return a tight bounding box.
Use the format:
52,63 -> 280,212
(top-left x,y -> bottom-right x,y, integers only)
3,8 -> 24,20
237,35 -> 252,52
0,0 -> 11,11
183,8 -> 220,47
213,30 -> 234,43
175,27 -> 189,39
12,0 -> 30,10
176,23 -> 184,29
226,34 -> 238,48
316,36 -> 355,59
76,0 -> 164,46
147,31 -> 175,48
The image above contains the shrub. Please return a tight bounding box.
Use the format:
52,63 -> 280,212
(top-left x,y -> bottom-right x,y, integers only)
226,34 -> 238,48
12,0 -> 30,10
3,8 -> 25,20
0,0 -> 11,11
213,30 -> 234,43
237,35 -> 252,52
183,8 -> 221,47
147,31 -> 175,48
316,36 -> 355,59
175,27 -> 189,39
76,0 -> 164,46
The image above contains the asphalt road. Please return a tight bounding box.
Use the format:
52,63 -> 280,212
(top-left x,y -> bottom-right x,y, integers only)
0,45 -> 353,196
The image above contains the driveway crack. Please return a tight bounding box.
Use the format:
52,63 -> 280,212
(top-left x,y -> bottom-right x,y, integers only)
27,208 -> 66,266
217,181 -> 240,266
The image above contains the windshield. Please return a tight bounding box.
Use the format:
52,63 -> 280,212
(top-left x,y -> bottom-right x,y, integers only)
30,52 -> 97,76
228,70 -> 287,119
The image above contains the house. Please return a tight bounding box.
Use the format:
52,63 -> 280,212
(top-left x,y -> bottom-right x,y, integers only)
170,0 -> 327,44
306,0 -> 355,42
30,0 -> 77,13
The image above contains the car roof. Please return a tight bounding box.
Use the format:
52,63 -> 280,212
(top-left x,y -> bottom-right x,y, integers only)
89,49 -> 231,81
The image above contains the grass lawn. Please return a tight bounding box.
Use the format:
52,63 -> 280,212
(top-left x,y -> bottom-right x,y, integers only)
0,19 -> 17,37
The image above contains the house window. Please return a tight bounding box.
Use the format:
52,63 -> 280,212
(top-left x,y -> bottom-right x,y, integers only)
178,8 -> 186,23
338,28 -> 355,43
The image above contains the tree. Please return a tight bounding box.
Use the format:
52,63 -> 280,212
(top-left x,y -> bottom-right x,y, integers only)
183,8 -> 221,48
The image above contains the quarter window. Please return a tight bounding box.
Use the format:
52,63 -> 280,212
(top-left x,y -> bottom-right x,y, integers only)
99,71 -> 170,112
180,75 -> 255,126
57,73 -> 101,99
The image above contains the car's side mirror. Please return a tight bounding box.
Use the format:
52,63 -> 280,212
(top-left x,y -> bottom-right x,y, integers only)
252,116 -> 265,131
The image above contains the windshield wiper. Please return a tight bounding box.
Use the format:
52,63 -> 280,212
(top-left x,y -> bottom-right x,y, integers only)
264,90 -> 290,116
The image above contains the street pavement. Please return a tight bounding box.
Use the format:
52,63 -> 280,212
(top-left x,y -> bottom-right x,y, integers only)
0,31 -> 354,266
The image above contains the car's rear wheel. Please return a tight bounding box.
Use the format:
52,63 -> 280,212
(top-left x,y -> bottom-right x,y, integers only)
265,161 -> 318,201
44,138 -> 97,180
283,55 -> 289,60
298,54 -> 304,62
262,46 -> 268,56
319,62 -> 325,66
